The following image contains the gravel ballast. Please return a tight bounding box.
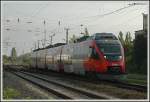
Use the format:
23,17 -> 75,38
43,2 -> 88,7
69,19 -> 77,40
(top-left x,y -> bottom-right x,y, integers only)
3,71 -> 58,99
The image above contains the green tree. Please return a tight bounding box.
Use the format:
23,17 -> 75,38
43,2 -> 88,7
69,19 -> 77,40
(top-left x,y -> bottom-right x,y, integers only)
84,27 -> 89,36
118,31 -> 135,73
118,31 -> 147,74
133,34 -> 147,74
125,32 -> 132,48
69,34 -> 78,43
17,53 -> 31,65
124,32 -> 133,55
118,31 -> 124,46
11,47 -> 17,64
124,32 -> 134,73
3,55 -> 9,64
22,53 -> 31,65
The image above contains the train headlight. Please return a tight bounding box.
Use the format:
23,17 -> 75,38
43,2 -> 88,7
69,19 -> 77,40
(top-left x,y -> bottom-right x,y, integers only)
104,56 -> 106,59
119,56 -> 122,59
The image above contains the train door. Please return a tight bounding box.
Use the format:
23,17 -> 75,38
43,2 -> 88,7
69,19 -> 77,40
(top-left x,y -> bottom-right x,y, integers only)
62,45 -> 73,73
72,43 -> 85,75
52,46 -> 63,72
53,47 -> 59,71
46,48 -> 54,70
84,41 -> 100,73
40,50 -> 46,69
30,51 -> 36,68
45,49 -> 48,70
58,46 -> 64,72
72,44 -> 78,74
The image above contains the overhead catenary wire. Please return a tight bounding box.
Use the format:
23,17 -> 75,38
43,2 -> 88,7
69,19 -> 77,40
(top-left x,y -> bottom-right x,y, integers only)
67,3 -> 147,32
63,2 -> 138,26
30,4 -> 50,18
3,2 -> 147,34
103,14 -> 143,31
2,2 -> 148,55
86,5 -> 145,28
0,3 -> 135,29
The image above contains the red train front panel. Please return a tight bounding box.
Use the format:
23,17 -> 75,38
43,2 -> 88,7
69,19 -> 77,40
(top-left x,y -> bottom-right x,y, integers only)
84,40 -> 125,75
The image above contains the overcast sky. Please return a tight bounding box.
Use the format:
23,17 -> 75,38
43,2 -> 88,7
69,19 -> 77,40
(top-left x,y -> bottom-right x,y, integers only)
1,1 -> 149,56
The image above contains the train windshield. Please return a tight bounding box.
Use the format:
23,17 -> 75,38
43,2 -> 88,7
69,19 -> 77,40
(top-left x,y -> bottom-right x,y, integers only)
95,35 -> 117,40
97,43 -> 121,55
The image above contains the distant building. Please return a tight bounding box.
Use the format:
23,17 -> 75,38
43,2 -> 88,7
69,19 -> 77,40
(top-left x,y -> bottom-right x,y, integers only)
135,13 -> 148,38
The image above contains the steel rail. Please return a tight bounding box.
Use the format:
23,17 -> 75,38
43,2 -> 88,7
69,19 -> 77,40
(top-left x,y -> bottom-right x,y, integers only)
18,71 -> 117,99
11,71 -> 73,99
27,69 -> 147,92
5,65 -> 147,93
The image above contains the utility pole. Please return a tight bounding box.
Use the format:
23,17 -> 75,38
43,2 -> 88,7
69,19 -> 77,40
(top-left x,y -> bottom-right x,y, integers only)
64,28 -> 70,44
80,24 -> 84,35
34,42 -> 37,50
49,33 -> 55,45
50,36 -> 52,45
17,18 -> 20,23
37,40 -> 40,49
30,48 -> 33,52
43,20 -> 46,48
22,42 -> 25,55
41,39 -> 45,48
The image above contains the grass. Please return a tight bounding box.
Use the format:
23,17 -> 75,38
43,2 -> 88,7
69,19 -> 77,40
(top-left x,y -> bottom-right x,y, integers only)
126,74 -> 147,80
3,87 -> 20,99
3,87 -> 34,99
123,74 -> 147,85
125,79 -> 147,85
25,96 -> 32,99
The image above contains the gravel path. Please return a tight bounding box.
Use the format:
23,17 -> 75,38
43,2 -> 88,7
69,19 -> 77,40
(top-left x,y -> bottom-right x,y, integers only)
3,71 -> 58,99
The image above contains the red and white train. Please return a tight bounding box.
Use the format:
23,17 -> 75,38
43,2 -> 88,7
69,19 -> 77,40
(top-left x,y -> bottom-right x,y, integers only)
30,33 -> 125,77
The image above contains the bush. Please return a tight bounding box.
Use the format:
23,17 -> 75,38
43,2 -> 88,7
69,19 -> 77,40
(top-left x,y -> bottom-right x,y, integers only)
3,87 -> 20,99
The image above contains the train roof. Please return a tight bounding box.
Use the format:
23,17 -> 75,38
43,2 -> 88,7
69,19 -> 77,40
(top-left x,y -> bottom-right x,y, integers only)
94,33 -> 114,36
93,33 -> 117,40
75,33 -> 117,42
96,39 -> 121,45
33,33 -> 118,52
33,43 -> 66,52
76,35 -> 89,42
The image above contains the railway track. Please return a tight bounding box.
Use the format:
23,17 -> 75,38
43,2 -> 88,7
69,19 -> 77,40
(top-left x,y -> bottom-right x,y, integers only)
5,65 -> 147,93
25,69 -> 147,93
106,80 -> 147,92
10,70 -> 117,99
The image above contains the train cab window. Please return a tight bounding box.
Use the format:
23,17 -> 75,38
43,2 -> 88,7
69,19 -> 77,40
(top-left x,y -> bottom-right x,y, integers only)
87,36 -> 94,40
91,48 -> 99,59
95,35 -> 117,40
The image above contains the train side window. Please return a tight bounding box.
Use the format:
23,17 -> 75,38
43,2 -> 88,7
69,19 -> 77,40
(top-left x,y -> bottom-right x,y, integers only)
91,48 -> 99,59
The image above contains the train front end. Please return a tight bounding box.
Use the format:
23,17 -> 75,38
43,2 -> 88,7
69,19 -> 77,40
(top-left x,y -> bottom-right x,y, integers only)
89,33 -> 125,79
95,40 -> 125,75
